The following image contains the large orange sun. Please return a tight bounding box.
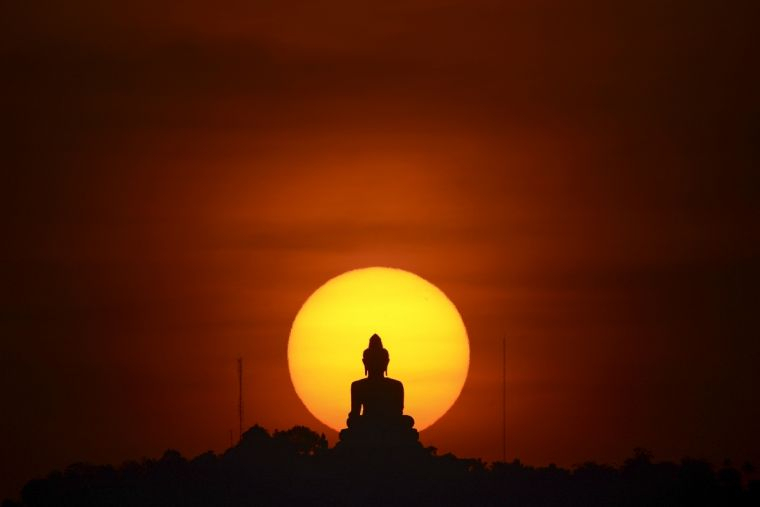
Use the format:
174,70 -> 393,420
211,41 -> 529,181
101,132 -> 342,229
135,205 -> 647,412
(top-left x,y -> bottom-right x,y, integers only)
287,267 -> 470,432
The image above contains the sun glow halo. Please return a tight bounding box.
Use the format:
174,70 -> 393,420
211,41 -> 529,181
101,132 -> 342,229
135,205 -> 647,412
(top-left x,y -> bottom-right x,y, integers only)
287,267 -> 470,432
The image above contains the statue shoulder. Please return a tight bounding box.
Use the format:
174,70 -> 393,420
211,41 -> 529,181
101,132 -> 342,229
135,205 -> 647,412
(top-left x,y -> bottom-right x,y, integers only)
384,377 -> 404,388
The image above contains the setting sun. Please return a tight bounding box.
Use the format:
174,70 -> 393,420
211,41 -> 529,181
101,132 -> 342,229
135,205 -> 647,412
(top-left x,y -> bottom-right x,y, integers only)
287,267 -> 470,431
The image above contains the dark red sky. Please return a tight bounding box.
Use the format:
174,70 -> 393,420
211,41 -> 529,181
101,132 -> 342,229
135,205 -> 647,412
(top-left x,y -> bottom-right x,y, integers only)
2,0 -> 759,500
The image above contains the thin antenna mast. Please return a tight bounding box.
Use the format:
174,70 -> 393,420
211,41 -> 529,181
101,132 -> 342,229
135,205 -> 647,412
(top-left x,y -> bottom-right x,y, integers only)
502,336 -> 506,463
238,357 -> 244,442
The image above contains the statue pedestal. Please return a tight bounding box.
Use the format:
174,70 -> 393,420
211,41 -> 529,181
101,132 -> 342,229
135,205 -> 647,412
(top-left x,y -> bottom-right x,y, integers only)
334,416 -> 423,461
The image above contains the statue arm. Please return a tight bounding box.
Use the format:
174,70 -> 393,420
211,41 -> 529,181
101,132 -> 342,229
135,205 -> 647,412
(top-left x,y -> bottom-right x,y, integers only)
396,381 -> 405,414
350,381 -> 362,416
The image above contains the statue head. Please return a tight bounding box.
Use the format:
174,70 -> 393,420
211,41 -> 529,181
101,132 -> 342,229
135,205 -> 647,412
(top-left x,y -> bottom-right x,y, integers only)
362,333 -> 389,376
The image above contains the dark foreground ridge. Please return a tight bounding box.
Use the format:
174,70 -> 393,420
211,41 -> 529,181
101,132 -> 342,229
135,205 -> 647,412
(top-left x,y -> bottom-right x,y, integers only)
5,424 -> 759,507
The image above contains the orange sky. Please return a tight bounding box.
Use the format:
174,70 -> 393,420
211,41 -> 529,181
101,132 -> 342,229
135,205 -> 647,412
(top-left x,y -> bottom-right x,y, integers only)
2,0 -> 759,500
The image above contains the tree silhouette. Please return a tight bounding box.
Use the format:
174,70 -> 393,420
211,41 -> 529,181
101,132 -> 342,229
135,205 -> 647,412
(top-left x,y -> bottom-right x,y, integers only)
4,425 -> 758,507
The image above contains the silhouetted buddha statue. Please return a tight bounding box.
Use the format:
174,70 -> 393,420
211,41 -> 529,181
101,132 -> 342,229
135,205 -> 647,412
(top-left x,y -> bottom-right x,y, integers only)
338,334 -> 417,450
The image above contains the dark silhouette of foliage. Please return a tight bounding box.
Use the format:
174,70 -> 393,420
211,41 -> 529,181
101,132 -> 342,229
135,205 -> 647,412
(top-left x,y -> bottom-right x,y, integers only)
3,426 -> 759,507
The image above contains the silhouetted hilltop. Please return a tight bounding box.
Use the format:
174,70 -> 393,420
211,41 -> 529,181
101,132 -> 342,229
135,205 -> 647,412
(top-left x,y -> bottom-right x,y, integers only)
4,426 -> 759,507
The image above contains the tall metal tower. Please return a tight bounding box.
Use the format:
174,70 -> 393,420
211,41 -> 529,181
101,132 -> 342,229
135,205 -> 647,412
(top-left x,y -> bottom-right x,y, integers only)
502,336 -> 506,463
238,357 -> 244,442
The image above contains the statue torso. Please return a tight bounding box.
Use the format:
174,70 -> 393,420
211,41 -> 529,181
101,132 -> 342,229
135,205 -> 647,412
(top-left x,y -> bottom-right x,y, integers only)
351,377 -> 404,418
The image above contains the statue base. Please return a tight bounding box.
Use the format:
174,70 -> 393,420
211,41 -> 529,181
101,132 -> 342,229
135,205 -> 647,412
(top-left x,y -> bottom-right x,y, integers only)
333,415 -> 424,460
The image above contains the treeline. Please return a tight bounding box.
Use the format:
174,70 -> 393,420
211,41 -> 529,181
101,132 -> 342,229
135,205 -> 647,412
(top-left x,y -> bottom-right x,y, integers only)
4,425 -> 758,506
